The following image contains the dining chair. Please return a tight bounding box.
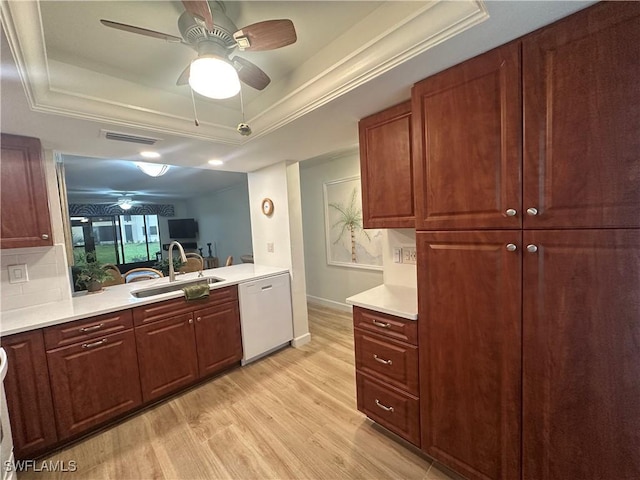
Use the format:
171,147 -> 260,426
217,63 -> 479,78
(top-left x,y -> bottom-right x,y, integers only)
102,264 -> 125,286
179,253 -> 204,273
123,267 -> 164,283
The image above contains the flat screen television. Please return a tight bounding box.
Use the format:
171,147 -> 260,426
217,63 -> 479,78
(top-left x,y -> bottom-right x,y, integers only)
168,218 -> 198,238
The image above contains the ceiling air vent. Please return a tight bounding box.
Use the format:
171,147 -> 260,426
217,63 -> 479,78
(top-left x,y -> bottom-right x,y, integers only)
101,130 -> 161,146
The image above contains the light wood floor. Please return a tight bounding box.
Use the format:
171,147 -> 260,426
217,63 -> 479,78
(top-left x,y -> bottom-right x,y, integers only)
19,304 -> 455,480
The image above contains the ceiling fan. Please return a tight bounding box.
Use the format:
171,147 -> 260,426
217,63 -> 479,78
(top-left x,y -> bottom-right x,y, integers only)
100,0 -> 297,99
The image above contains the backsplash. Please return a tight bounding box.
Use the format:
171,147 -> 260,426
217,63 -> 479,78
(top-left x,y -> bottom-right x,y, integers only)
0,244 -> 71,312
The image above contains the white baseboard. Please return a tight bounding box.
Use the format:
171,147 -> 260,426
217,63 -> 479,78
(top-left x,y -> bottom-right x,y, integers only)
292,332 -> 311,347
306,295 -> 352,313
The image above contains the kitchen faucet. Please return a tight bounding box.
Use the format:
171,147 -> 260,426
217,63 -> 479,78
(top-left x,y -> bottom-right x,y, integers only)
168,240 -> 188,282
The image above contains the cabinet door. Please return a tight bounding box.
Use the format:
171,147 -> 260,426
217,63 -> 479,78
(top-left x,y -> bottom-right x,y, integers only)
194,302 -> 242,378
2,330 -> 57,459
359,101 -> 414,228
47,330 -> 142,440
0,134 -> 53,248
135,313 -> 198,402
522,229 -> 640,480
523,3 -> 640,228
412,43 -> 521,231
417,231 -> 521,480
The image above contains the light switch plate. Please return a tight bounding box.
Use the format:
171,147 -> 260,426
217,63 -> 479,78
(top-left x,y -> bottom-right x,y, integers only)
267,242 -> 274,253
401,247 -> 417,265
393,247 -> 402,263
8,264 -> 28,284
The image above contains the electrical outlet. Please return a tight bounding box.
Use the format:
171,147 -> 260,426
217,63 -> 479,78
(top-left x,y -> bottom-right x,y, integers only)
402,247 -> 417,265
8,264 -> 28,284
267,242 -> 274,253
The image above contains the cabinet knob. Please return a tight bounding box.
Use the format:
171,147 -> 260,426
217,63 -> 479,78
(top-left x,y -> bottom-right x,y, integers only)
527,244 -> 538,253
526,208 -> 538,216
196,317 -> 201,322
506,243 -> 517,252
41,233 -> 49,240
505,209 -> 517,217
188,318 -> 193,325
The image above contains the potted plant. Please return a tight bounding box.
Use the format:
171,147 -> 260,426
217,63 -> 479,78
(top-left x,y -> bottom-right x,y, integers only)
154,257 -> 185,276
74,252 -> 110,293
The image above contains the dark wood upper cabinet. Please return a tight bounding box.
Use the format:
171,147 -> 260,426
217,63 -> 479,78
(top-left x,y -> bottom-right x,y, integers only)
46,329 -> 142,440
0,134 -> 53,248
3,330 -> 58,459
359,101 -> 414,229
523,3 -> 640,229
412,43 -> 522,231
194,302 -> 243,378
522,229 -> 640,480
417,231 -> 521,480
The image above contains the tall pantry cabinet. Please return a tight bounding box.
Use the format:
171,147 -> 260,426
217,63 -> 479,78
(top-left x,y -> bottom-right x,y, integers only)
412,3 -> 640,480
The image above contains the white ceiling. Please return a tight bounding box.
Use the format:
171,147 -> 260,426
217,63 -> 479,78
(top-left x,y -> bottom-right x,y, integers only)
1,1 -> 595,200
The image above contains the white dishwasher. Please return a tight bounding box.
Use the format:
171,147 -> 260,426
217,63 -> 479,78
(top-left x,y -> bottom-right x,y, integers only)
238,273 -> 293,365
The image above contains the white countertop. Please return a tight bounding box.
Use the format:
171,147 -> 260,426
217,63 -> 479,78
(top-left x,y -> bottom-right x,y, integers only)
346,284 -> 418,321
0,264 -> 288,336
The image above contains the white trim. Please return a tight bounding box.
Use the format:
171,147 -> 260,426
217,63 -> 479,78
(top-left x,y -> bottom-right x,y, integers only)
291,332 -> 311,348
307,295 -> 352,313
0,1 -> 488,144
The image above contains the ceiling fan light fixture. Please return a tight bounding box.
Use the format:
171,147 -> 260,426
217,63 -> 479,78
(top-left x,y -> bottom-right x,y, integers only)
117,198 -> 133,210
135,162 -> 170,177
189,56 -> 240,99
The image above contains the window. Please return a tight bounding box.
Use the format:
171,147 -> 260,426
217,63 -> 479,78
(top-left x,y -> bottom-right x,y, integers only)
70,214 -> 161,265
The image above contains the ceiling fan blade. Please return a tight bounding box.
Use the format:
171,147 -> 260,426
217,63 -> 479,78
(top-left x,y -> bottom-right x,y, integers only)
182,1 -> 214,32
100,19 -> 182,43
233,19 -> 297,52
176,64 -> 190,86
231,57 -> 271,91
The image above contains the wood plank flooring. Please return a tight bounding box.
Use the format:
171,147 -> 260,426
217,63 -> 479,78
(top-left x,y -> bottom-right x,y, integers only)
18,304 -> 455,480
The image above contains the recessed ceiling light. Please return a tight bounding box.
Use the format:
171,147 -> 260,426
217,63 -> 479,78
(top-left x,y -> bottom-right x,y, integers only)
208,159 -> 224,166
140,151 -> 161,159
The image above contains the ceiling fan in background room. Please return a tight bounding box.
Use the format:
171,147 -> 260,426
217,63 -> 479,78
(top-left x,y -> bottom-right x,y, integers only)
101,0 -> 297,100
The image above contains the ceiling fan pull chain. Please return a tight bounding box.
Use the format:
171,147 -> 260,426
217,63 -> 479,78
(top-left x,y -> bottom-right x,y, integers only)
190,87 -> 200,127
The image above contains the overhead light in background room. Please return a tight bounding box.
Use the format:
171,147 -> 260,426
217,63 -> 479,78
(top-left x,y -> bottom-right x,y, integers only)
117,198 -> 133,210
139,151 -> 161,159
135,162 -> 169,177
208,159 -> 224,166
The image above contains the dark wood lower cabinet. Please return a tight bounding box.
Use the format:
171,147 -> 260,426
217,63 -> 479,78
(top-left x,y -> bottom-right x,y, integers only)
194,303 -> 243,377
135,312 -> 199,402
2,330 -> 57,459
417,231 -> 522,480
522,229 -> 640,480
46,330 -> 142,439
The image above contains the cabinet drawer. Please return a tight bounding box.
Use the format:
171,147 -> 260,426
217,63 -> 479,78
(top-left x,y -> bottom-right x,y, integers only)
356,373 -> 420,446
133,285 -> 238,326
355,328 -> 418,395
44,310 -> 133,350
353,307 -> 417,345
47,329 -> 142,440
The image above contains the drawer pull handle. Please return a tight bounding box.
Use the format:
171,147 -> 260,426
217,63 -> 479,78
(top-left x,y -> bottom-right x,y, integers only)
372,319 -> 391,328
375,399 -> 394,413
79,323 -> 104,333
373,354 -> 392,366
82,338 -> 107,349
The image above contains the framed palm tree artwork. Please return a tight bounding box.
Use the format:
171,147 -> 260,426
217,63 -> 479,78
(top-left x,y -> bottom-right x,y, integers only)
323,176 -> 383,270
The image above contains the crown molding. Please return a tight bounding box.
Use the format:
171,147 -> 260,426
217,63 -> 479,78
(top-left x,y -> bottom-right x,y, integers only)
2,1 -> 487,146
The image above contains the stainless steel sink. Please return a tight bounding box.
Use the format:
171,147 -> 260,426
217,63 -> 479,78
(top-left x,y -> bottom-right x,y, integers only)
130,276 -> 223,298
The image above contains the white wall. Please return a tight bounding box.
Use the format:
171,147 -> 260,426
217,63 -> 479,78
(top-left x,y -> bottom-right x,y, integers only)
248,161 -> 310,346
185,181 -> 252,264
300,150 -> 383,310
1,150 -> 72,312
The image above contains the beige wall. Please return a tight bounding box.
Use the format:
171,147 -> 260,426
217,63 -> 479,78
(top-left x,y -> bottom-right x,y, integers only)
300,150 -> 384,310
1,150 -> 72,312
247,161 -> 310,346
